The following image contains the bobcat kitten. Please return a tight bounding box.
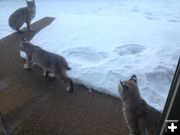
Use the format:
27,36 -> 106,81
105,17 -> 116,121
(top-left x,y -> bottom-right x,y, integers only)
8,0 -> 36,32
118,75 -> 161,135
19,39 -> 73,92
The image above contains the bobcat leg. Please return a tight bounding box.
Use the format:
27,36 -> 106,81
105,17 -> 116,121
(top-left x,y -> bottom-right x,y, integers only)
43,68 -> 49,77
60,77 -> 73,92
26,21 -> 33,32
66,78 -> 73,92
23,55 -> 32,70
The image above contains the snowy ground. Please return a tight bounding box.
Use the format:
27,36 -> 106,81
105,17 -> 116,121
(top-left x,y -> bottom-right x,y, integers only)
1,0 -> 180,110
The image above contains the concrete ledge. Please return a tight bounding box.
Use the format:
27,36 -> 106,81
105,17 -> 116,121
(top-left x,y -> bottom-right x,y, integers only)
0,17 -> 128,135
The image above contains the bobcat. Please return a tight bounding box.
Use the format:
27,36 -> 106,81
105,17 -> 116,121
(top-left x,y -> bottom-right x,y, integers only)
19,39 -> 73,92
8,0 -> 36,32
118,75 -> 161,135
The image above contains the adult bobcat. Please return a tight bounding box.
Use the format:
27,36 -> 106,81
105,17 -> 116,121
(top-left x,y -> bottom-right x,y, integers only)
118,75 -> 161,135
19,39 -> 73,92
8,0 -> 36,32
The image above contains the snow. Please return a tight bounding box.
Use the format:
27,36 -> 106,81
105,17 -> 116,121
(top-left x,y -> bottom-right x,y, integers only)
1,0 -> 180,110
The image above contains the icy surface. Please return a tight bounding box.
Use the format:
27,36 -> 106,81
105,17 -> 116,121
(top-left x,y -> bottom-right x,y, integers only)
1,0 -> 180,110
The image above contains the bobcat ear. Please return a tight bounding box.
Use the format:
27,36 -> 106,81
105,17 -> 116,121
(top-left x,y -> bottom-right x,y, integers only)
31,0 -> 35,3
120,81 -> 128,89
26,0 -> 34,2
130,75 -> 137,83
25,0 -> 32,3
120,81 -> 125,87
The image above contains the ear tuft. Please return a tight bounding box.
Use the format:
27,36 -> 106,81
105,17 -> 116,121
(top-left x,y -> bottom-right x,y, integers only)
130,75 -> 137,83
120,81 -> 129,89
120,81 -> 125,87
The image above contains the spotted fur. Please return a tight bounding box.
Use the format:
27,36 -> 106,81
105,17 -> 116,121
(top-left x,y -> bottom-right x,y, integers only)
8,0 -> 36,32
20,39 -> 73,92
118,75 -> 161,135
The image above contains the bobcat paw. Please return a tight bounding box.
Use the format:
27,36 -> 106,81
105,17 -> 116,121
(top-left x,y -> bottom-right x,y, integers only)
66,86 -> 71,92
66,86 -> 73,92
28,28 -> 33,32
48,73 -> 56,78
23,64 -> 31,70
43,72 -> 48,77
66,80 -> 73,93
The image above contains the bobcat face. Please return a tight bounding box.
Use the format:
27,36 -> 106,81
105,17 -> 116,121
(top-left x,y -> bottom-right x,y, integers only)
27,0 -> 35,9
118,75 -> 141,105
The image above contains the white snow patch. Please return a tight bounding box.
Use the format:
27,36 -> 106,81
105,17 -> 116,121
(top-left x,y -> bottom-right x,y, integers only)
1,0 -> 180,110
